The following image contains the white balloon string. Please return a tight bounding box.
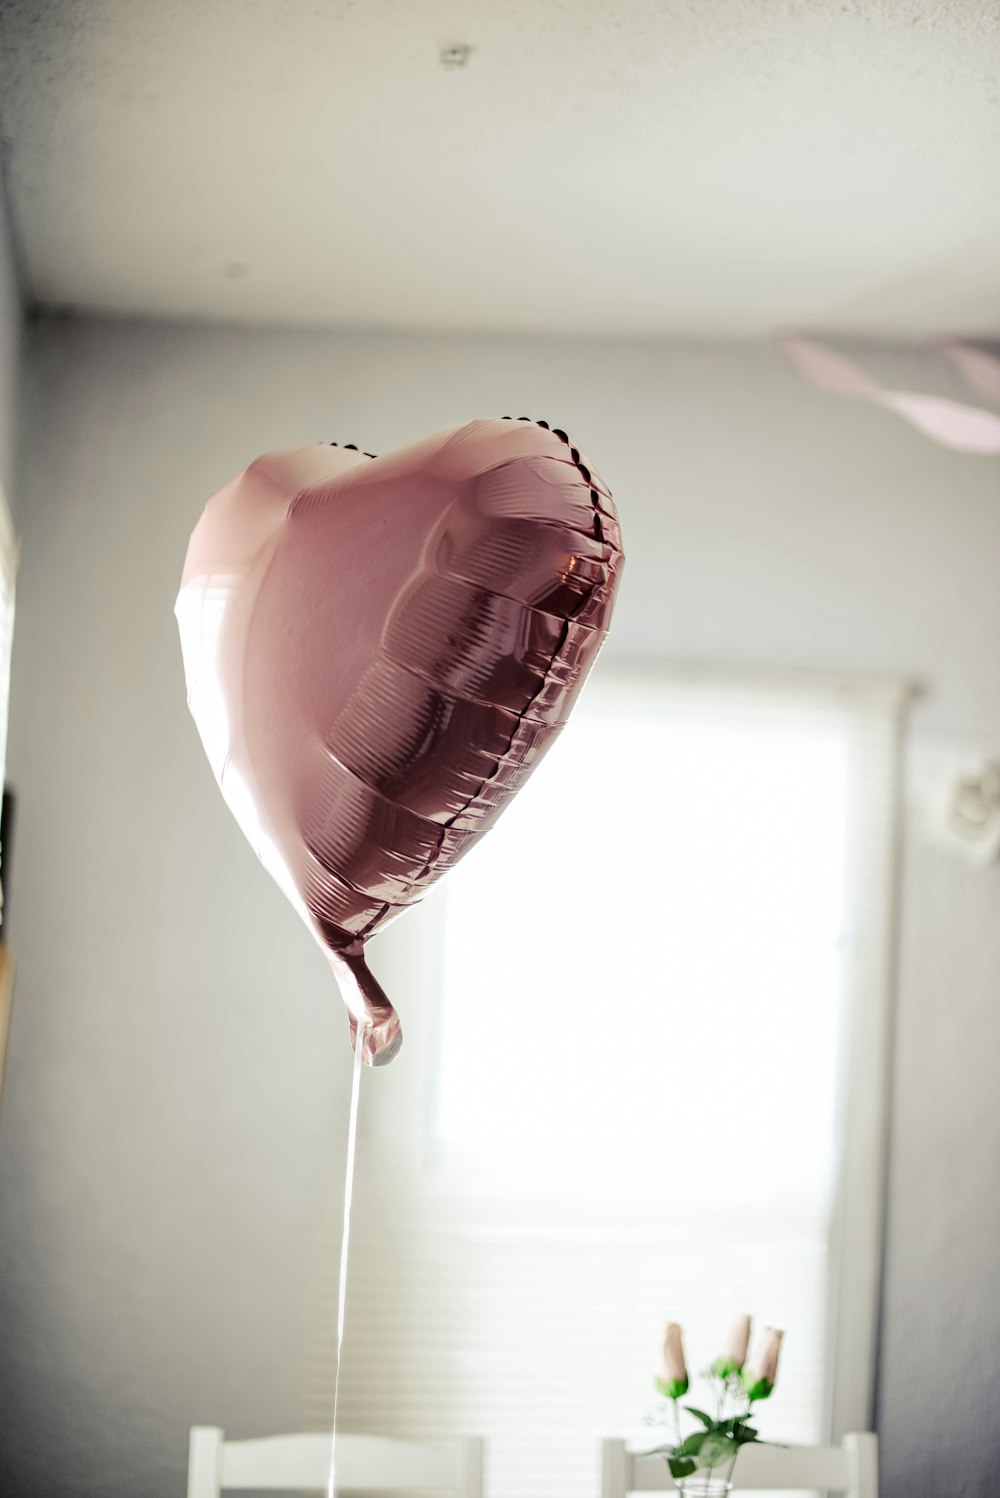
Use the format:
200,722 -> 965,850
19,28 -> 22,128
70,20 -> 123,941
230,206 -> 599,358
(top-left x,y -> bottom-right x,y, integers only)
327,1029 -> 366,1498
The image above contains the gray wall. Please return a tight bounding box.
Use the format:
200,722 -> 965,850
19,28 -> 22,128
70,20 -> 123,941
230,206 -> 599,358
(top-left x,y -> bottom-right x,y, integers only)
0,177 -> 23,501
0,315 -> 997,1496
879,816 -> 1000,1497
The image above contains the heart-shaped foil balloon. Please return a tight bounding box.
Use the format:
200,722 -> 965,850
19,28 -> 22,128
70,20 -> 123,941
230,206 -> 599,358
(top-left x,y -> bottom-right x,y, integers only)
176,418 -> 623,1063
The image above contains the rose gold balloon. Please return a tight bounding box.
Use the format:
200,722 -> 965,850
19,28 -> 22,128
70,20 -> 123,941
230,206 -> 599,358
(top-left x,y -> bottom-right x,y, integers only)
176,418 -> 623,1063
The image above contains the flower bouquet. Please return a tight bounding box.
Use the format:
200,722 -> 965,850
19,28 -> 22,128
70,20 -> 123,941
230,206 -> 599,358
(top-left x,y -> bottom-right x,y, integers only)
644,1316 -> 783,1496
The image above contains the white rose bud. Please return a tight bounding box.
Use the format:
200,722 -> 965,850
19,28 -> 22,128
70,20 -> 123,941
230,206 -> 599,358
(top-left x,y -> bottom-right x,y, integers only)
714,1313 -> 752,1377
744,1327 -> 783,1401
656,1322 -> 689,1400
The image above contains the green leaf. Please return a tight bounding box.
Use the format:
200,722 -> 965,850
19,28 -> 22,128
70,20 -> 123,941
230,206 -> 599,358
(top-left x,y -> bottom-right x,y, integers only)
720,1416 -> 758,1437
676,1431 -> 707,1458
733,1425 -> 760,1445
684,1407 -> 716,1430
667,1456 -> 698,1480
697,1433 -> 736,1468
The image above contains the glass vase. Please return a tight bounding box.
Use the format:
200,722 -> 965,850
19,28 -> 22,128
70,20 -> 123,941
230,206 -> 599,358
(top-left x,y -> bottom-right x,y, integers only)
676,1480 -> 733,1498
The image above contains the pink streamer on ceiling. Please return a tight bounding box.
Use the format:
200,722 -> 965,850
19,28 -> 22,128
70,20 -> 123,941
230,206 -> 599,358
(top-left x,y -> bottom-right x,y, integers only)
781,336 -> 1000,455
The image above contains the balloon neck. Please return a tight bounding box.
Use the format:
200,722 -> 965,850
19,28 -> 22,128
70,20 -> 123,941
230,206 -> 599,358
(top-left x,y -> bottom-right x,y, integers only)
328,942 -> 403,1067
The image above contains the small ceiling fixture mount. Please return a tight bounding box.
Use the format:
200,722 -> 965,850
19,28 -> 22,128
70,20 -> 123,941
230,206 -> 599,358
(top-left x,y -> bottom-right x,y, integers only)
439,43 -> 472,69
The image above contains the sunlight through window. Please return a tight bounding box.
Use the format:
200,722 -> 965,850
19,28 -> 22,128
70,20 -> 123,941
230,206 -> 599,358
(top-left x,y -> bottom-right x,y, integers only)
438,680 -> 849,1211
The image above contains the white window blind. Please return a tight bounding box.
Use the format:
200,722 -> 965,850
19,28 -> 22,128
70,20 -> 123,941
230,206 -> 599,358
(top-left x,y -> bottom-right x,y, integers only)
306,669 -> 904,1498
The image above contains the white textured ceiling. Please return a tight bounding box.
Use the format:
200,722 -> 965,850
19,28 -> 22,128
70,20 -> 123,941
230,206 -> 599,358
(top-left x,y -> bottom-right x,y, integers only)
1,0 -> 998,338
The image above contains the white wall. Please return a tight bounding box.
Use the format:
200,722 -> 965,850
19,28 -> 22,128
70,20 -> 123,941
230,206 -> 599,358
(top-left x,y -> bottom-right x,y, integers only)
0,315 -> 997,1497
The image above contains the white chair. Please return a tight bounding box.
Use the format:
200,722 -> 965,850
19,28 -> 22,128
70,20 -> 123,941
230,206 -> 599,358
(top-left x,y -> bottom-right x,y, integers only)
187,1426 -> 484,1497
601,1432 -> 877,1497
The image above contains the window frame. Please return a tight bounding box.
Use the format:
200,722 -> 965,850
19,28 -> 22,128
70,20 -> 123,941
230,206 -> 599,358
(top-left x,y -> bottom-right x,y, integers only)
327,663 -> 910,1456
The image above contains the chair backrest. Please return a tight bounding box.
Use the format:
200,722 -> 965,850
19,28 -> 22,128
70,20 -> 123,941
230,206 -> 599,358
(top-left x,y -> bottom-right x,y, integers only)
188,1427 -> 484,1497
600,1432 -> 877,1498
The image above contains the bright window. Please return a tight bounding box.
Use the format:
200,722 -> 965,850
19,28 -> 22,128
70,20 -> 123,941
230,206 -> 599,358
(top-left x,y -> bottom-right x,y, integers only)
437,685 -> 849,1199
